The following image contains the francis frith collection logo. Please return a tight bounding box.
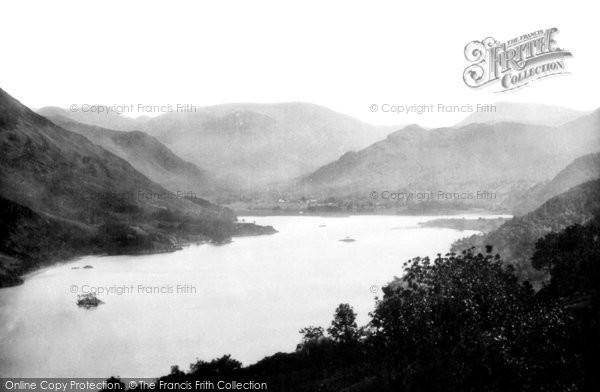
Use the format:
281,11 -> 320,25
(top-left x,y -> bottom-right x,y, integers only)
463,28 -> 572,92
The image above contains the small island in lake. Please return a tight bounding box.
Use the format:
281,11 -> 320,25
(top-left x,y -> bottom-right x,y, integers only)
77,293 -> 104,308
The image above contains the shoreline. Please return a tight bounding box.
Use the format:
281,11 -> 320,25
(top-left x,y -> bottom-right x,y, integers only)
0,222 -> 277,290
236,209 -> 511,218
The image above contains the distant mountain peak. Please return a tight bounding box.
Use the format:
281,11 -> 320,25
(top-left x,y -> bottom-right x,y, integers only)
401,123 -> 427,132
455,102 -> 587,128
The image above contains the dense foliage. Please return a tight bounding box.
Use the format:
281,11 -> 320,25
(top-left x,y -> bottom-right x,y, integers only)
532,218 -> 600,391
369,250 -> 577,392
532,217 -> 600,299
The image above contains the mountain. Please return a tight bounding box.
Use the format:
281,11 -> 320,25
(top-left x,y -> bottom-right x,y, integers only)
555,107 -> 600,153
514,152 -> 600,215
452,179 -> 600,284
37,106 -> 145,132
0,88 -> 256,287
455,102 -> 586,127
40,114 -> 218,197
300,115 -> 600,211
300,123 -> 545,197
37,104 -> 398,187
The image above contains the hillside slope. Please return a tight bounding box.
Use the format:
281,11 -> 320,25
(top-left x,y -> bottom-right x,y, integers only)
514,152 -> 600,215
300,115 -> 600,211
41,114 -> 218,196
452,179 -> 600,283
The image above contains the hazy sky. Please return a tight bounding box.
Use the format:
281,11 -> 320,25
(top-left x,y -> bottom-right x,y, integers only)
0,0 -> 597,127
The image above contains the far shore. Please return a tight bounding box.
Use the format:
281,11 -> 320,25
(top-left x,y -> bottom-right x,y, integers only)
234,208 -> 511,218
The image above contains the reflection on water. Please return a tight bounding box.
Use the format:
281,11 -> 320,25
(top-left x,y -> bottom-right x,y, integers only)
0,215 -> 502,378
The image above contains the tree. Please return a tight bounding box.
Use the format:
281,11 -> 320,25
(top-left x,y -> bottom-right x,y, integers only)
169,365 -> 185,376
189,355 -> 242,377
297,325 -> 325,349
327,303 -> 359,344
296,325 -> 329,359
100,377 -> 125,392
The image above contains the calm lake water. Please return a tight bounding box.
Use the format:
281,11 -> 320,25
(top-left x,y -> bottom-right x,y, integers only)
0,215 -> 506,378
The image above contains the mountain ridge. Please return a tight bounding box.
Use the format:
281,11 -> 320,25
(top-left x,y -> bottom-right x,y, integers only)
298,113 -> 600,212
41,114 -> 219,197
455,101 -> 587,127
36,103 -> 400,187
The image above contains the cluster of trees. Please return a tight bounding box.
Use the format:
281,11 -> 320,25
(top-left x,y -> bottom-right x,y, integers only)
105,217 -> 599,391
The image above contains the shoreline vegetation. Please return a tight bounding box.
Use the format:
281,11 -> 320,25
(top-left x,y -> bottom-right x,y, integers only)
0,215 -> 276,289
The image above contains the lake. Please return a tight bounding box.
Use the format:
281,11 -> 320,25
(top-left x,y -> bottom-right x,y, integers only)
0,214 -> 505,378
